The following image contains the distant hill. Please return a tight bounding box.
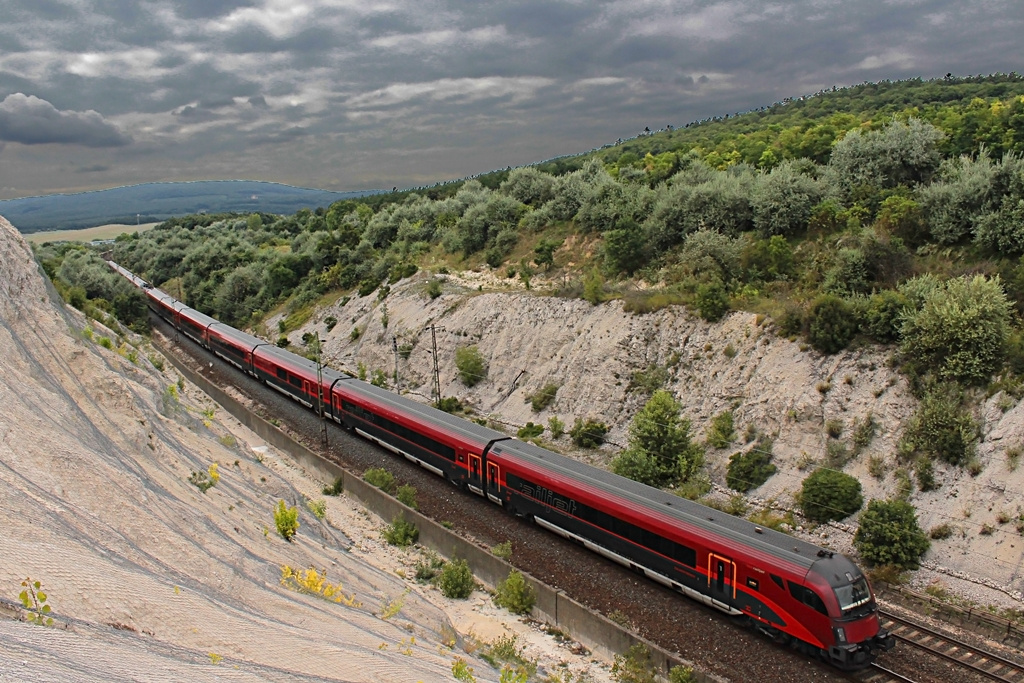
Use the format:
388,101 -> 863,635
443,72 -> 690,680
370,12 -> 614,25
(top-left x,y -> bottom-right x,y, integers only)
0,180 -> 381,233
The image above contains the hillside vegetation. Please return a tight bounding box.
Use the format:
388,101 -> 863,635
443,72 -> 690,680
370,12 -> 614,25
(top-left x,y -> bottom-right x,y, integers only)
34,75 -> 1024,578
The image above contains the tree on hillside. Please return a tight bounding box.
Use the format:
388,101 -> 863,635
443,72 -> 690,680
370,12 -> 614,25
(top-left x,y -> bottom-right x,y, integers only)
611,390 -> 704,488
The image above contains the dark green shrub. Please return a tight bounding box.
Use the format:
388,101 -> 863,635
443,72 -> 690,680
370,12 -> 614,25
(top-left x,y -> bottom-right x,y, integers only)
806,295 -> 858,354
426,278 -> 443,299
322,475 -> 344,496
800,468 -> 863,522
493,570 -> 535,615
915,457 -> 938,491
528,382 -> 559,412
628,364 -> 670,395
455,345 -> 487,386
854,499 -> 930,569
436,396 -> 462,413
383,515 -> 419,546
437,558 -> 475,599
899,383 -> 977,466
706,410 -> 736,449
611,390 -> 704,487
517,422 -> 544,439
726,445 -> 777,492
570,419 -> 608,448
694,280 -> 730,322
862,289 -> 910,343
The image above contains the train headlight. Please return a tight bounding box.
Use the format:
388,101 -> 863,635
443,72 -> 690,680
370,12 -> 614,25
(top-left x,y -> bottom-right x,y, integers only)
833,627 -> 846,644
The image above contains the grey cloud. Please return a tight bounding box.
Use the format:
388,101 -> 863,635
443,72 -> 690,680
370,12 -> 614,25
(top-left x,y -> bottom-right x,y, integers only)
172,0 -> 259,20
77,164 -> 111,173
0,94 -> 131,147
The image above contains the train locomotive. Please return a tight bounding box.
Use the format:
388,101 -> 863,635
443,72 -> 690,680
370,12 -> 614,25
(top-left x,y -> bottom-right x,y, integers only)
109,261 -> 894,669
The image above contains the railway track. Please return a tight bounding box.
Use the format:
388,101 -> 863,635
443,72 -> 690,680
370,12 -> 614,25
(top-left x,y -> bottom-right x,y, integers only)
862,610 -> 1024,683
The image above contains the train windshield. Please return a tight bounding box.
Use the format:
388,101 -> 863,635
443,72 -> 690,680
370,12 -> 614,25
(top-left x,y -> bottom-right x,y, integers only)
834,576 -> 872,614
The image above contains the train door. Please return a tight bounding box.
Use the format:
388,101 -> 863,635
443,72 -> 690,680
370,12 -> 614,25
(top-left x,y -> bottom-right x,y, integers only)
302,379 -> 314,405
467,454 -> 483,496
708,553 -> 736,608
486,462 -> 501,505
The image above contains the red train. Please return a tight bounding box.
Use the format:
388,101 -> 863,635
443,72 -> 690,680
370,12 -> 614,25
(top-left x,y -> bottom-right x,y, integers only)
109,261 -> 894,669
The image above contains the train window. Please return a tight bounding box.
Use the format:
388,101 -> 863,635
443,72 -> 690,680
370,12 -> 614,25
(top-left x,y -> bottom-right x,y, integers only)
788,582 -> 828,615
674,544 -> 696,567
746,577 -> 759,591
276,368 -> 287,381
770,574 -> 785,590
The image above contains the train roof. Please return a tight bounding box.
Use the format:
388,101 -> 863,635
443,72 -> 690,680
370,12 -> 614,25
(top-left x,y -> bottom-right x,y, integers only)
208,323 -> 269,351
491,438 -> 834,574
339,379 -> 507,447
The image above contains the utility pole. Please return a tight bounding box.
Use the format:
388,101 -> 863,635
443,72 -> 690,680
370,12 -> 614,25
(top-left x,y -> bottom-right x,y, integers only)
392,335 -> 400,393
311,336 -> 328,450
429,325 -> 443,406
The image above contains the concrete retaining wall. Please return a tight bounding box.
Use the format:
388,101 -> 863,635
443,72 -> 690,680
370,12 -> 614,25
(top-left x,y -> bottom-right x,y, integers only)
156,339 -> 721,682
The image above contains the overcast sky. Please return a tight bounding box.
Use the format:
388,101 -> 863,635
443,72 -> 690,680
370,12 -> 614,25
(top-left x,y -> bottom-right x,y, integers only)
0,0 -> 1020,199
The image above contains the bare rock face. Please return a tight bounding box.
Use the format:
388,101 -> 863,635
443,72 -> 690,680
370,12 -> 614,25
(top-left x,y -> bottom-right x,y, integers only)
0,215 -> 476,682
299,269 -> 1024,605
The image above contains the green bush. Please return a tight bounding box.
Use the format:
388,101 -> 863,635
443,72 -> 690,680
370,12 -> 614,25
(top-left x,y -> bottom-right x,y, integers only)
854,499 -> 930,569
611,643 -> 658,683
364,467 -> 396,493
492,570 -> 535,615
383,515 -> 419,546
706,410 -> 736,448
322,475 -> 344,496
800,468 -> 863,522
528,382 -> 559,412
306,498 -> 327,519
570,418 -> 608,448
806,294 -> 858,354
426,278 -> 443,299
274,500 -> 300,541
547,416 -> 565,439
900,274 -> 1011,384
899,383 -> 978,465
397,484 -> 418,509
436,396 -> 462,413
861,289 -> 910,343
628,364 -> 670,395
455,345 -> 488,387
437,558 -> 475,599
516,422 -> 544,439
726,445 -> 777,492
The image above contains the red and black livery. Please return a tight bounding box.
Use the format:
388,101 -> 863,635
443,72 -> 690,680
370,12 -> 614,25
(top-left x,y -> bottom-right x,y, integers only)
109,260 -> 894,669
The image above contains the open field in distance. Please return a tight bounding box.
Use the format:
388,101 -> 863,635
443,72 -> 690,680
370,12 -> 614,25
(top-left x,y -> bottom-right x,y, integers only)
23,222 -> 159,244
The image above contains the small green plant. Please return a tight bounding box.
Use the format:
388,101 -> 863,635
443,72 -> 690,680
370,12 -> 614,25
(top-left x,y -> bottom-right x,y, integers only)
437,396 -> 462,413
929,523 -> 954,539
548,416 -> 565,439
455,345 -> 488,387
611,643 -> 658,683
415,551 -> 445,582
452,657 -> 476,682
528,382 -> 560,412
383,515 -> 419,546
426,278 -> 443,300
1007,445 -> 1022,471
364,467 -> 396,493
517,422 -> 544,440
706,410 -> 736,449
668,666 -> 697,683
322,475 -> 344,496
350,326 -> 362,341
18,578 -> 54,626
437,558 -> 475,599
825,419 -> 844,439
852,412 -> 878,454
274,500 -> 300,541
868,454 -> 887,479
396,483 -> 418,509
493,569 -> 535,615
323,315 -> 337,331
379,590 -> 407,619
98,336 -> 113,349
723,343 -> 737,358
188,462 -> 219,493
628,364 -> 670,395
307,498 -> 327,520
491,541 -> 512,560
